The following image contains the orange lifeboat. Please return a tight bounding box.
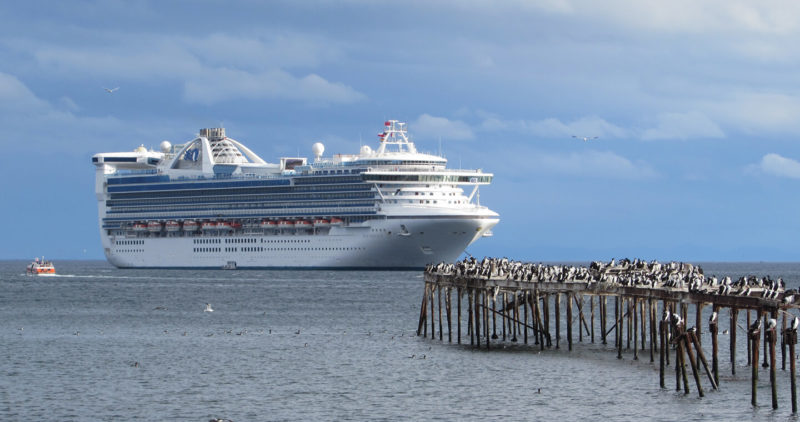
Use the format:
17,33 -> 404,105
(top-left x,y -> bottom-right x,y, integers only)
133,222 -> 148,232
313,219 -> 330,228
183,220 -> 199,231
330,218 -> 344,226
277,220 -> 295,230
217,221 -> 232,232
230,221 -> 242,229
147,221 -> 163,232
294,220 -> 312,229
27,257 -> 56,275
165,221 -> 181,232
202,221 -> 217,231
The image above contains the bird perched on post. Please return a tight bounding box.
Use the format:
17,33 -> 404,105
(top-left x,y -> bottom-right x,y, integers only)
709,311 -> 718,324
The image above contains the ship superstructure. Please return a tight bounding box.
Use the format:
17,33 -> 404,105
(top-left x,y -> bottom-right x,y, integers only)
92,120 -> 498,269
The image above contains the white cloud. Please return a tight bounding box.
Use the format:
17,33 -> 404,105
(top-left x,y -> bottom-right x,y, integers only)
703,92 -> 800,134
411,114 -> 474,140
530,149 -> 658,179
183,68 -> 365,105
25,33 -> 365,106
753,153 -> 800,179
641,111 -> 725,140
479,115 -> 628,139
0,72 -> 49,112
0,72 -> 122,153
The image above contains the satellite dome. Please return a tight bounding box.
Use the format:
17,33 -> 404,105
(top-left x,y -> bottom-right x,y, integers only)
160,140 -> 172,153
360,145 -> 372,156
135,145 -> 147,153
312,142 -> 325,159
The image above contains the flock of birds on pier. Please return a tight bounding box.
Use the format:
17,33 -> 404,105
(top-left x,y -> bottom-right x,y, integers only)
425,257 -> 796,303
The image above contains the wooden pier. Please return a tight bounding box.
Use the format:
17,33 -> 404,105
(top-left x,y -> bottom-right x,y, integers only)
418,258 -> 800,411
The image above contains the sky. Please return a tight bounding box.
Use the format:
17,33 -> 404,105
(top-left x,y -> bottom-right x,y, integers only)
2,0 -> 800,262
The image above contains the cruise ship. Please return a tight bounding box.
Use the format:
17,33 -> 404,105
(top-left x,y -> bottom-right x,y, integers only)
92,120 -> 499,269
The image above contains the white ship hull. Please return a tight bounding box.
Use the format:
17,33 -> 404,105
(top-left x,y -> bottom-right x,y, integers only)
102,217 -> 498,269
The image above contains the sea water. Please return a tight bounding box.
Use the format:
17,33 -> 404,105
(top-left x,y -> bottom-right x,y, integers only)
2,260 -> 800,420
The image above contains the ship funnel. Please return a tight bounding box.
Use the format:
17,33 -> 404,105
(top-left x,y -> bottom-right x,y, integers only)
200,128 -> 226,141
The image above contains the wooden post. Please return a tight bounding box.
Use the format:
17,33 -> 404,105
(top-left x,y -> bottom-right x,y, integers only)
783,313 -> 787,371
751,324 -> 760,407
788,329 -> 797,413
591,294 -> 595,343
417,283 -> 428,336
438,285 -> 443,341
763,312 -> 770,369
627,298 -> 632,350
690,329 -> 718,390
555,293 -> 561,349
457,287 -> 462,345
614,296 -> 619,353
747,309 -> 752,366
567,293 -> 573,351
660,320 -> 666,388
485,290 -> 491,350
710,306 -> 719,387
633,298 -> 639,360
769,321 -> 777,410
430,282 -> 436,340
468,289 -> 474,345
731,307 -> 737,375
684,329 -> 704,397
502,292 -> 507,341
577,295 -> 584,343
474,288 -> 481,348
640,299 -> 646,351
695,303 -> 703,347
678,328 -> 690,394
511,293 -> 518,342
524,290 -> 529,345
601,296 -> 607,345
650,299 -> 656,363
665,302 -> 670,366
491,290 -> 498,340
446,287 -> 452,343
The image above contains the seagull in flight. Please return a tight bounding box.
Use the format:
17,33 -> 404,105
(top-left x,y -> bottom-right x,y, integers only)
103,87 -> 119,93
572,135 -> 599,142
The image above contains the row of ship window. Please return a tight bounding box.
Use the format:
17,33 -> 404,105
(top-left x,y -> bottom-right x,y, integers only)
195,238 -> 313,244
115,249 -> 143,253
115,240 -> 145,245
196,247 -> 366,253
108,201 -> 375,214
109,184 -> 372,200
108,192 -> 374,208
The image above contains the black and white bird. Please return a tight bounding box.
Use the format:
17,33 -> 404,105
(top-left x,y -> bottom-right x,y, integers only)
792,317 -> 799,331
709,311 -> 718,324
750,319 -> 762,332
768,318 -> 777,330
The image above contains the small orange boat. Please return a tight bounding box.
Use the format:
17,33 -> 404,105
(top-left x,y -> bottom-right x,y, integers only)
27,257 -> 56,275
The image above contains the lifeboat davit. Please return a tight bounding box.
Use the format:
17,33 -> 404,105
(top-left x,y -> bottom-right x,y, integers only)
183,220 -> 199,231
133,222 -> 148,232
202,221 -> 217,231
313,219 -> 330,228
165,221 -> 181,232
147,221 -> 162,232
330,218 -> 344,226
295,220 -> 312,229
278,220 -> 295,230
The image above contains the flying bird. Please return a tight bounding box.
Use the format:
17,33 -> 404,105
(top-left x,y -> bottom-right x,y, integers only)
572,135 -> 599,142
103,87 -> 119,93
